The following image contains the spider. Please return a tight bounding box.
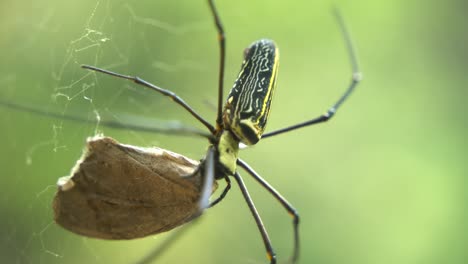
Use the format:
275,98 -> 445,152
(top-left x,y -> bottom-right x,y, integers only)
56,0 -> 361,263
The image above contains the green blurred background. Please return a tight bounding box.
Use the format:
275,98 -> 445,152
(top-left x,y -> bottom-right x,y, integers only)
0,0 -> 467,263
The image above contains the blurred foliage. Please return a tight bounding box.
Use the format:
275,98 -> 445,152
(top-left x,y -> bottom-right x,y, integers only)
0,0 -> 467,263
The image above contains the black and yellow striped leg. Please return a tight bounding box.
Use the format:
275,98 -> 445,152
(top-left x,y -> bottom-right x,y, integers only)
262,70 -> 360,139
262,9 -> 361,140
238,158 -> 300,263
207,0 -> 226,129
81,65 -> 216,134
233,171 -> 277,264
209,177 -> 231,208
198,146 -> 216,211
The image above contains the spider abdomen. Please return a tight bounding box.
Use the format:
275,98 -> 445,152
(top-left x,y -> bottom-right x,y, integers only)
223,39 -> 279,145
